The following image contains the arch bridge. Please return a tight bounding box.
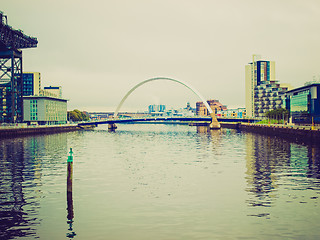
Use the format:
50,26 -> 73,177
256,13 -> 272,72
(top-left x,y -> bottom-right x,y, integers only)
81,77 -> 221,130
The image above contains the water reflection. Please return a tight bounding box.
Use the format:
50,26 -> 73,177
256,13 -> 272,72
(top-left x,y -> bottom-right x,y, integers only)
0,139 -> 32,239
0,134 -> 67,239
1,126 -> 320,238
306,145 -> 320,179
66,191 -> 76,239
245,133 -> 320,210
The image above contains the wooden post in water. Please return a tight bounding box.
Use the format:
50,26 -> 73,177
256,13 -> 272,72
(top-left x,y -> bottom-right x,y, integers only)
67,148 -> 73,194
66,148 -> 76,238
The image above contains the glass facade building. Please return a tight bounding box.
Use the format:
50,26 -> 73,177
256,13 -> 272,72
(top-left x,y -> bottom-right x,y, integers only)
284,84 -> 320,124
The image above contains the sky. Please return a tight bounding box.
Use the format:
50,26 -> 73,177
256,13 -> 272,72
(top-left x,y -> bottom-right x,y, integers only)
1,0 -> 320,112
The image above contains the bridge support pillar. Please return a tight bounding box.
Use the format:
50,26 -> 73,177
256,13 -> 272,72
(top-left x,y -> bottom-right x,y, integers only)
210,113 -> 221,129
108,123 -> 117,131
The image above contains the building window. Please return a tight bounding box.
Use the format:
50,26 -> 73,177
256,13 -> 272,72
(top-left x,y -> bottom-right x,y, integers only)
30,99 -> 38,121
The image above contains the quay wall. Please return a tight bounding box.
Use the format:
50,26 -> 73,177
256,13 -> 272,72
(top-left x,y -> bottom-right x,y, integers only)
0,125 -> 81,138
221,122 -> 320,143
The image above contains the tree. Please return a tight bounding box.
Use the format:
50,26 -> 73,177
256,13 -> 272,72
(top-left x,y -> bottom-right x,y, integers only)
265,108 -> 289,123
68,109 -> 90,122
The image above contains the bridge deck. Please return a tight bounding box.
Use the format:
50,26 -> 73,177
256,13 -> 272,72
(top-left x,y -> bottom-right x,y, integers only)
78,117 -> 257,126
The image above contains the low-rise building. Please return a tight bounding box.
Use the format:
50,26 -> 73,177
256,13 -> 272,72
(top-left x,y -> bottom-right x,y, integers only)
23,96 -> 67,125
217,108 -> 246,118
284,83 -> 320,124
43,86 -> 62,98
196,100 -> 227,116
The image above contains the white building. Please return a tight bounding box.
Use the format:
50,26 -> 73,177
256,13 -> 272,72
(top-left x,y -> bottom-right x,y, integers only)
43,86 -> 62,98
23,96 -> 67,125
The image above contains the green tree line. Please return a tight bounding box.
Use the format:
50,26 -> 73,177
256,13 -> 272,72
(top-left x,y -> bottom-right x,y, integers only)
265,108 -> 289,123
67,109 -> 90,122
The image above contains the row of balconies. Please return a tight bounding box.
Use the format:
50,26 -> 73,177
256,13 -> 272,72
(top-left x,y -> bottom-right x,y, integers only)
254,98 -> 282,103
255,106 -> 283,111
255,99 -> 282,104
255,93 -> 279,98
255,105 -> 283,109
254,100 -> 282,105
255,104 -> 283,109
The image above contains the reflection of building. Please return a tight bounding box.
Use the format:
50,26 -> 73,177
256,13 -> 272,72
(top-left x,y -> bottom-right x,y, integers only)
245,55 -> 288,118
245,133 -> 291,207
0,132 -> 68,239
22,72 -> 41,96
284,83 -> 320,124
196,100 -> 227,116
23,96 -> 67,125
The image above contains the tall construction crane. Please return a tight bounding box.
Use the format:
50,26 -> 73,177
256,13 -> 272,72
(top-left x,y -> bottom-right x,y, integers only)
0,11 -> 38,123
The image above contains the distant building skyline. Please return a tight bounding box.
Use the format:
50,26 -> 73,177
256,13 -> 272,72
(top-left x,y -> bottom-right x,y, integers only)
148,104 -> 166,113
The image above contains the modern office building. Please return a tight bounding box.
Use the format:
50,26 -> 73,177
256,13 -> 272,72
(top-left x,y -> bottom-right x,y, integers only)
196,99 -> 227,116
245,55 -> 288,118
23,96 -> 67,125
284,83 -> 320,124
22,72 -> 41,96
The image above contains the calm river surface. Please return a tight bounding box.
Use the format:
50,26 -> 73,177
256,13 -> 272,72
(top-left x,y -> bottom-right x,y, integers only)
1,124 -> 320,239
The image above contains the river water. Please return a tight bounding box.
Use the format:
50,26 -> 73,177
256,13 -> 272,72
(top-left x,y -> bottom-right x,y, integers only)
0,124 -> 320,239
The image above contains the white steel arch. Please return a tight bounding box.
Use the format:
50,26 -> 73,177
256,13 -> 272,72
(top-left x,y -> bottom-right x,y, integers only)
113,77 -> 213,118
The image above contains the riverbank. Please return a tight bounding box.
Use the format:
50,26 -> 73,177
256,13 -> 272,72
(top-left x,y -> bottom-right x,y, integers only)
220,122 -> 320,144
0,124 -> 82,138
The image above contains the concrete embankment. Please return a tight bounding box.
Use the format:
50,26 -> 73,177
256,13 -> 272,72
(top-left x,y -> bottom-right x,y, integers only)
220,122 -> 320,143
0,125 -> 82,138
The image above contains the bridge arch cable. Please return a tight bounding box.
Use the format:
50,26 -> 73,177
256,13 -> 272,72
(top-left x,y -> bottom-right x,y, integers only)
113,77 -> 213,118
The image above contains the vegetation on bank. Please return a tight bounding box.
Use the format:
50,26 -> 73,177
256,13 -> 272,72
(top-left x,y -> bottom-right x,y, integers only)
67,109 -> 90,122
256,108 -> 290,124
256,119 -> 284,124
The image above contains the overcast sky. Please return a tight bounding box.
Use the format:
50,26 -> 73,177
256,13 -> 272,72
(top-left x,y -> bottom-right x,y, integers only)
2,0 -> 320,112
